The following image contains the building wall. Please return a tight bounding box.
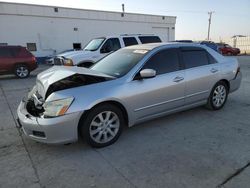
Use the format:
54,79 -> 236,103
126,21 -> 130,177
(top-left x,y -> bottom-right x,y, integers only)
0,2 -> 176,58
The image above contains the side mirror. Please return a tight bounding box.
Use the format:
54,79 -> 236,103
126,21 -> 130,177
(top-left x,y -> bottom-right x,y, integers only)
139,69 -> 156,79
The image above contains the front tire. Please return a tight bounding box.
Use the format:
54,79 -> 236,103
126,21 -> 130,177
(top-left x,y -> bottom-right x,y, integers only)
15,64 -> 30,78
206,81 -> 229,110
80,104 -> 125,148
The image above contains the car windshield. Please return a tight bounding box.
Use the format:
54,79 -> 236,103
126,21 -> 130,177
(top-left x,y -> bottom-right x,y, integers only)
84,38 -> 105,51
91,48 -> 148,78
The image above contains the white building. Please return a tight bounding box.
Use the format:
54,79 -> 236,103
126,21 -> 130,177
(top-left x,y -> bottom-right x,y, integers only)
0,2 -> 176,61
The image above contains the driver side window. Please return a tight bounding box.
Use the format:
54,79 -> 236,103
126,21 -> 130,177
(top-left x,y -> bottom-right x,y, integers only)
142,48 -> 180,75
100,38 -> 121,53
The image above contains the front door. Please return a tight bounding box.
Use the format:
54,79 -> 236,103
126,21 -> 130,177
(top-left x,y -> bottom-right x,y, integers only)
124,48 -> 185,121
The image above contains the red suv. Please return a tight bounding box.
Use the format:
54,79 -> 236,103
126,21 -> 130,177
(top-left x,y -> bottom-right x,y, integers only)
0,46 -> 37,78
217,43 -> 240,56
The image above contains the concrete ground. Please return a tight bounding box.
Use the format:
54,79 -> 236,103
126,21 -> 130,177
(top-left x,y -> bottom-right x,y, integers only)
0,56 -> 249,188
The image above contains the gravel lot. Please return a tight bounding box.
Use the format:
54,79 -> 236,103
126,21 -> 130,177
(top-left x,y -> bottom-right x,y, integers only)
0,56 -> 250,188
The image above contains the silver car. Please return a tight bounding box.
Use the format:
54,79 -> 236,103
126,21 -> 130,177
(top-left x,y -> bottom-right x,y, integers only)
17,43 -> 242,147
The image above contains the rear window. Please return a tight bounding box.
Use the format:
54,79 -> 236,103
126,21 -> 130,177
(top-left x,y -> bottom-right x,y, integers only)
10,48 -> 21,56
123,37 -> 138,47
19,47 -> 33,57
139,36 -> 161,44
181,48 -> 209,69
207,53 -> 217,64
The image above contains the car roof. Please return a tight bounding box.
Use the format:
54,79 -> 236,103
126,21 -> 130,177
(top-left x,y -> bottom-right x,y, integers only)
124,42 -> 207,51
93,34 -> 159,39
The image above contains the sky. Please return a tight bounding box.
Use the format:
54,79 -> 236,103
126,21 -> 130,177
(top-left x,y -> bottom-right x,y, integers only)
1,0 -> 250,40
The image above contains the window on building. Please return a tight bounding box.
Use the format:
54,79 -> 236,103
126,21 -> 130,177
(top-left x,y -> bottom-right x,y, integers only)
100,38 -> 121,53
73,43 -> 82,50
181,48 -> 209,69
123,37 -> 138,47
142,48 -> 180,75
54,7 -> 58,12
138,36 -> 161,44
27,43 -> 37,51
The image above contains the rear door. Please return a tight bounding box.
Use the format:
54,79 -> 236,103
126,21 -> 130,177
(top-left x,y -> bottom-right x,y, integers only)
126,48 -> 185,120
180,47 -> 220,105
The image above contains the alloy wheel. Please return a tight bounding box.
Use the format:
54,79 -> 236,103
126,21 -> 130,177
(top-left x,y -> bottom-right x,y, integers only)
16,66 -> 29,78
89,111 -> 120,144
212,85 -> 226,107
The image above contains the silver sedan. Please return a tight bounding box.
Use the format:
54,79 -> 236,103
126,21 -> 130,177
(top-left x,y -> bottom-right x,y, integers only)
17,43 -> 242,147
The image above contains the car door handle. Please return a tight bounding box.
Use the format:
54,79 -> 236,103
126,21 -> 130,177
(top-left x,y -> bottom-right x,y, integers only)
173,76 -> 184,83
210,68 -> 218,73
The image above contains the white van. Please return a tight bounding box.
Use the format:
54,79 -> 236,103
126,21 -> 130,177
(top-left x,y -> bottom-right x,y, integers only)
54,34 -> 162,67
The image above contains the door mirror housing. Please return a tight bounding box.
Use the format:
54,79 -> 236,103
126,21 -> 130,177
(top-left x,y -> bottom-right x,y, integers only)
139,69 -> 156,79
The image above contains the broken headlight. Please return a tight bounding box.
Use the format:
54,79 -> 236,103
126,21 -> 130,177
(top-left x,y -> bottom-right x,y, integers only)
43,97 -> 74,117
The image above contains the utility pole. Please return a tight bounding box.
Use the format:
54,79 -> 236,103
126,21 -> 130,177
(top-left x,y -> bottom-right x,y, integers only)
121,4 -> 125,17
207,11 -> 214,41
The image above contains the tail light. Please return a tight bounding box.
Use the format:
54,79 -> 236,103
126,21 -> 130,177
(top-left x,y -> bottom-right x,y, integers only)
235,66 -> 240,78
32,56 -> 36,62
237,67 -> 240,73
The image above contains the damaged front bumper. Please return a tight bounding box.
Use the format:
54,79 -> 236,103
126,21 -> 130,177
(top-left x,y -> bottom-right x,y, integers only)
17,100 -> 82,144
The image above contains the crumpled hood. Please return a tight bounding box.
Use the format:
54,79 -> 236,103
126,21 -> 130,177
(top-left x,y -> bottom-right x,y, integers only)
36,66 -> 114,99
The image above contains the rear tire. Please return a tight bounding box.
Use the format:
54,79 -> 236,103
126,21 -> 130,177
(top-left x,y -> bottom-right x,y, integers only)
79,104 -> 125,148
206,81 -> 229,110
15,64 -> 30,78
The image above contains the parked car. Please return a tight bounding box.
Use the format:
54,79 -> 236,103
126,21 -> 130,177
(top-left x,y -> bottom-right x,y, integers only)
199,41 -> 220,52
216,43 -> 241,56
54,34 -> 162,67
45,49 -> 77,65
17,43 -> 242,147
172,40 -> 193,43
0,45 -> 37,78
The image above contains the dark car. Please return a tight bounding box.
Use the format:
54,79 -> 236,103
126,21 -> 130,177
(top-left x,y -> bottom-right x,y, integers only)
216,43 -> 240,56
172,40 -> 193,43
199,41 -> 220,52
0,46 -> 37,78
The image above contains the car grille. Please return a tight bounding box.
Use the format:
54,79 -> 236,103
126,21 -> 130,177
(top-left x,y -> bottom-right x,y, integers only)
54,57 -> 64,65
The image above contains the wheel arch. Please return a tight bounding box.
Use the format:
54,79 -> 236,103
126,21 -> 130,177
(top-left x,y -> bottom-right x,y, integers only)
219,79 -> 230,91
12,62 -> 30,72
77,100 -> 129,136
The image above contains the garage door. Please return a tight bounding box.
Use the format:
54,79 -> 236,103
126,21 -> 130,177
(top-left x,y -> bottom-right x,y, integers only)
152,27 -> 170,42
